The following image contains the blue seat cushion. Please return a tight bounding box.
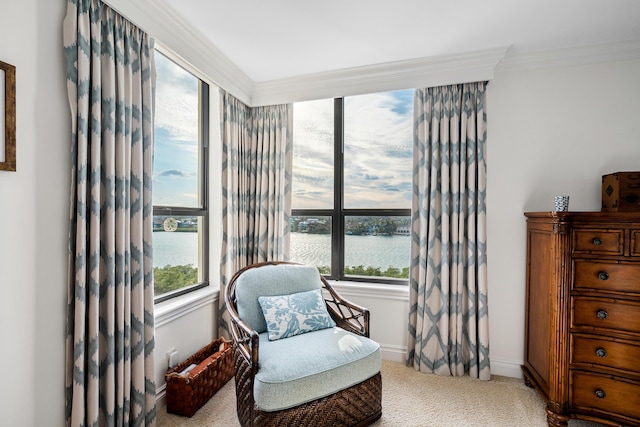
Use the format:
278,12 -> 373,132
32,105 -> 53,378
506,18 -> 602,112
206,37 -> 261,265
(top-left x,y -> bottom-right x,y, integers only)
254,327 -> 381,412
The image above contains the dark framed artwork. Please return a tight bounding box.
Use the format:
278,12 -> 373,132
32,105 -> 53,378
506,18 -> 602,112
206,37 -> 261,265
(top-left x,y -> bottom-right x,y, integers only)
0,60 -> 16,172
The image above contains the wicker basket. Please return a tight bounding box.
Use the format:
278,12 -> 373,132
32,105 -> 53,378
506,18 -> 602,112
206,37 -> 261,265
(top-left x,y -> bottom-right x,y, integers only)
165,339 -> 234,417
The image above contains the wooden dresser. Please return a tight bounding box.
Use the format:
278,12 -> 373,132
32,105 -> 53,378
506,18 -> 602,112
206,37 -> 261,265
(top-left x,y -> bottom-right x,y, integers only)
523,212 -> 640,427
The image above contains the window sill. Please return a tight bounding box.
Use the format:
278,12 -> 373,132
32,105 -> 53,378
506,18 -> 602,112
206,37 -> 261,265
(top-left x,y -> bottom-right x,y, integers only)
328,280 -> 409,301
154,286 -> 219,328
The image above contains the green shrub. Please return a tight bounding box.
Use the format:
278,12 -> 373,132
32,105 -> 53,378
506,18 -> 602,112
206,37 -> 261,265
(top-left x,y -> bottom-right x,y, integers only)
315,265 -> 409,279
154,264 -> 198,295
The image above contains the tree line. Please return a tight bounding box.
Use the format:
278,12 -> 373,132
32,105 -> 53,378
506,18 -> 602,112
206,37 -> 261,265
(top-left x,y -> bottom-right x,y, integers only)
154,262 -> 409,296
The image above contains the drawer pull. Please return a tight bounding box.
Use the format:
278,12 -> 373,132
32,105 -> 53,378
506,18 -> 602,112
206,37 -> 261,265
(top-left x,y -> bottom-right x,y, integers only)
593,237 -> 603,246
595,389 -> 606,399
596,309 -> 608,320
595,347 -> 607,358
597,271 -> 609,281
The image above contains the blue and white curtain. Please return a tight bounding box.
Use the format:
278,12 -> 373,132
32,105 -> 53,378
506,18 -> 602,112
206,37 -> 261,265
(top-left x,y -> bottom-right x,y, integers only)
64,0 -> 157,425
408,82 -> 490,380
219,90 -> 292,335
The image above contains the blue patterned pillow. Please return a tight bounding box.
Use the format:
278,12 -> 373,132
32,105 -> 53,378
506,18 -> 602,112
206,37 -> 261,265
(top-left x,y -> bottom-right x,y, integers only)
258,288 -> 336,341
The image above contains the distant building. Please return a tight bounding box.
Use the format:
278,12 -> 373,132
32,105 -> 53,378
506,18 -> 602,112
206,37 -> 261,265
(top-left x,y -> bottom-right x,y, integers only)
395,225 -> 410,236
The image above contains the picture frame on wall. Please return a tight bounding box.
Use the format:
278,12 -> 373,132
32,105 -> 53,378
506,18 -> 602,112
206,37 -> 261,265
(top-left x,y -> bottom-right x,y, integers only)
0,60 -> 16,172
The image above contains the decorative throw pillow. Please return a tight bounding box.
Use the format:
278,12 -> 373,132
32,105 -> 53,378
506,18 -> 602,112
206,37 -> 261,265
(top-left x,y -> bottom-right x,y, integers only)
258,288 -> 336,341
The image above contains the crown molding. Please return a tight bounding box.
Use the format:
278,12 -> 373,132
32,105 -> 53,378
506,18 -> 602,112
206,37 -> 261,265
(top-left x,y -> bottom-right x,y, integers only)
101,1 -> 640,107
496,38 -> 640,73
250,47 -> 509,106
102,0 -> 254,105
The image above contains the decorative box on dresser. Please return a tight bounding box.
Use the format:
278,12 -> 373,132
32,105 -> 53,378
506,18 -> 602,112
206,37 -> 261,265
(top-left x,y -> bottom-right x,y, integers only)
523,212 -> 640,427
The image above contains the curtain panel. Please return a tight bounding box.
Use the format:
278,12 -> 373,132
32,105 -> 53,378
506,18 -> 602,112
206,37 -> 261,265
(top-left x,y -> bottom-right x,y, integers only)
408,82 -> 490,380
219,90 -> 292,335
64,0 -> 157,425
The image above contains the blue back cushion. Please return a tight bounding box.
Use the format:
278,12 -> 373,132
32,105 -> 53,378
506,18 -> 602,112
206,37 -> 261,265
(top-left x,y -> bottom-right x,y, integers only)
235,264 -> 324,333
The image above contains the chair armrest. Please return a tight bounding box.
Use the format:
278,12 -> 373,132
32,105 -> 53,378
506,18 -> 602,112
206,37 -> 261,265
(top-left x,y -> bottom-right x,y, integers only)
225,286 -> 260,374
321,277 -> 370,337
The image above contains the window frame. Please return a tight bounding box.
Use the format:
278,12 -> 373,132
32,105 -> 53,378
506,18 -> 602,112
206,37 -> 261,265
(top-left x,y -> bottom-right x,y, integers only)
292,97 -> 410,285
153,63 -> 210,304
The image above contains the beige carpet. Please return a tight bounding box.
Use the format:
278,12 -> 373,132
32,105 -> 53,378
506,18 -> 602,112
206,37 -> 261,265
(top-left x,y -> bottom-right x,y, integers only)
157,360 -> 605,427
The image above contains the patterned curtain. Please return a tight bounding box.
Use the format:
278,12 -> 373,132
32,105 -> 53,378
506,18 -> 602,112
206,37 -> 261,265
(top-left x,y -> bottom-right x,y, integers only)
408,82 -> 490,380
63,0 -> 157,425
219,90 -> 292,335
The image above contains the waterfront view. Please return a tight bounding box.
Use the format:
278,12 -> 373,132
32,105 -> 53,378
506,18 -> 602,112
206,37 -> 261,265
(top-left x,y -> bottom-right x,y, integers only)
153,230 -> 410,275
153,231 -> 199,268
289,232 -> 410,273
153,215 -> 202,296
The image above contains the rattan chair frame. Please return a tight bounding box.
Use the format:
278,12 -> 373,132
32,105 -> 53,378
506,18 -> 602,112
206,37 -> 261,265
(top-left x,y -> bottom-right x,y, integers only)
224,261 -> 383,427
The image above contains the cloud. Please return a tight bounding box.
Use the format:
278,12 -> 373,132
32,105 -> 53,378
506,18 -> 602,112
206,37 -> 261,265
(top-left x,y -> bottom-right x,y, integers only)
292,90 -> 413,209
385,148 -> 413,159
151,54 -> 202,209
154,52 -> 200,144
158,169 -> 194,178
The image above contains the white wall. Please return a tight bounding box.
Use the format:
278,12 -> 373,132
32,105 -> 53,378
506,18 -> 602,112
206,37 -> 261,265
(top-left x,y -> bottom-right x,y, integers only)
332,283 -> 410,362
0,0 -> 68,426
154,291 -> 218,393
486,58 -> 640,375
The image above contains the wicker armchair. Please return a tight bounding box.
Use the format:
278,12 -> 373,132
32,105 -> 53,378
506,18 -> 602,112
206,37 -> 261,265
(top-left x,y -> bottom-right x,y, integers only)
224,261 -> 382,427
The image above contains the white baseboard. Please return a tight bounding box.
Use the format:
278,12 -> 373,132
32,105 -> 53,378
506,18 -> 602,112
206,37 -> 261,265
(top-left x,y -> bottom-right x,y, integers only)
155,345 -> 409,401
155,352 -> 524,405
381,345 -> 523,379
156,383 -> 167,403
380,343 -> 406,363
490,358 -> 523,379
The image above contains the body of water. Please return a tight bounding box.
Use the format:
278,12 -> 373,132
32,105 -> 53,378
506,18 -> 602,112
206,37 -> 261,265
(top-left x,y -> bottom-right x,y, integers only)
291,232 -> 410,270
153,231 -> 199,268
153,231 -> 411,270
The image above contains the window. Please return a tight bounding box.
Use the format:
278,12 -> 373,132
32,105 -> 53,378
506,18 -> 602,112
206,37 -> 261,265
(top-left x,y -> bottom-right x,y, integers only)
291,90 -> 413,283
153,51 -> 209,302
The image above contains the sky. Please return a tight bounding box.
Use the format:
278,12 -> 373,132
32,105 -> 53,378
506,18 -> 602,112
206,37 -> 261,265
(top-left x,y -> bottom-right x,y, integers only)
292,89 -> 414,210
152,50 -> 414,211
153,52 -> 200,208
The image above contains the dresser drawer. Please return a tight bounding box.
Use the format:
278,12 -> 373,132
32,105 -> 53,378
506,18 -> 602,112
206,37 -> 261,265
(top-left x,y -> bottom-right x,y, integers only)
632,230 -> 640,256
571,334 -> 640,374
572,228 -> 623,255
571,370 -> 640,420
574,260 -> 640,294
572,297 -> 640,334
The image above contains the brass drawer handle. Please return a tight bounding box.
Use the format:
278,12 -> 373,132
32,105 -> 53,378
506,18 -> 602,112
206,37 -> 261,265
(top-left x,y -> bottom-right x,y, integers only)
597,271 -> 609,281
595,389 -> 606,399
596,347 -> 607,358
596,309 -> 608,320
593,237 -> 603,246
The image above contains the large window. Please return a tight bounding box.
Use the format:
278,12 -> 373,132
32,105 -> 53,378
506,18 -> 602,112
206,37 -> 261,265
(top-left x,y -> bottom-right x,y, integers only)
153,51 -> 209,302
291,90 -> 413,283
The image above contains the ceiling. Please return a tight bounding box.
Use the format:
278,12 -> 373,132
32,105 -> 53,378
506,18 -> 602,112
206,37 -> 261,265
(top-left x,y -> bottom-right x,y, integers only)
161,0 -> 640,83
